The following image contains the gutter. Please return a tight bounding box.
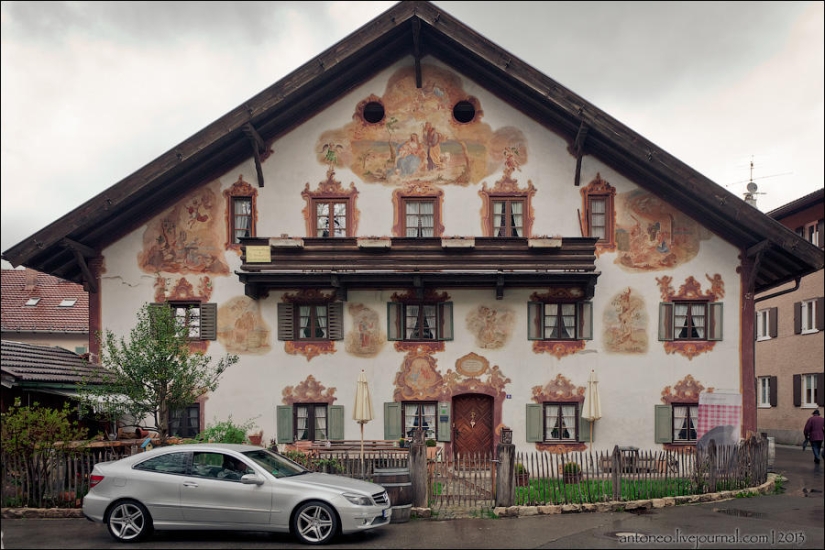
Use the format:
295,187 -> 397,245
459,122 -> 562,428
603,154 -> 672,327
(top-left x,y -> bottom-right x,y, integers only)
754,277 -> 801,303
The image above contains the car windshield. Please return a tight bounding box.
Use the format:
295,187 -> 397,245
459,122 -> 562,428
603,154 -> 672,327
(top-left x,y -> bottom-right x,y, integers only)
242,448 -> 308,478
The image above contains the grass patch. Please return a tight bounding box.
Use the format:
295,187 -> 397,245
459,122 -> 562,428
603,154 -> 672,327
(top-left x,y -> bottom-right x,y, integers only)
515,476 -> 712,505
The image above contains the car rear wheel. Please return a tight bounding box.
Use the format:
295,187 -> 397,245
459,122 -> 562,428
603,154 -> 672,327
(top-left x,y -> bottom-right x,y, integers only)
292,500 -> 339,545
106,499 -> 153,542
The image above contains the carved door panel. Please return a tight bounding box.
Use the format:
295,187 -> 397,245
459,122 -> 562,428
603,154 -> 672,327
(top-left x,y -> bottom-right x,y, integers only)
453,394 -> 493,456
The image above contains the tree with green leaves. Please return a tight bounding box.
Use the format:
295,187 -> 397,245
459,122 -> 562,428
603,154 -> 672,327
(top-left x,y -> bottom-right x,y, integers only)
79,302 -> 239,444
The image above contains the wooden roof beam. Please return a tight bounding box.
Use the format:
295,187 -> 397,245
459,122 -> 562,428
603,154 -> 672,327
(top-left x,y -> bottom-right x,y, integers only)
412,17 -> 422,88
242,123 -> 266,187
60,238 -> 98,293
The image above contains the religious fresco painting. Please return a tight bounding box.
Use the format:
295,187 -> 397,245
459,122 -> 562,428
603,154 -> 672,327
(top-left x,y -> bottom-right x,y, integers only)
614,189 -> 710,272
603,287 -> 648,354
466,304 -> 516,349
138,182 -> 230,275
345,303 -> 386,357
531,373 -> 586,453
657,273 -> 725,359
217,296 -> 271,354
316,64 -> 528,187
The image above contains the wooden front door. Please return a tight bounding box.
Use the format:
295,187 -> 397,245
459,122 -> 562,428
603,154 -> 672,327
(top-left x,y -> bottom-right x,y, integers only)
452,394 -> 494,456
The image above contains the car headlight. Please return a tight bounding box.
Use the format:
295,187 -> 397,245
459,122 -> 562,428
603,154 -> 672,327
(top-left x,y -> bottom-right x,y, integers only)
342,492 -> 373,506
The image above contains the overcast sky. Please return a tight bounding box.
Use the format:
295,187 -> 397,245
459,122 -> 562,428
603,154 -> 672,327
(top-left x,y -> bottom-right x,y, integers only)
2,1 -> 823,269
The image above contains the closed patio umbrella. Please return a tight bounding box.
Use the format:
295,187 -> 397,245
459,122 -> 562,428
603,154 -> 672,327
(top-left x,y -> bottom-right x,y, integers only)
581,369 -> 602,443
353,369 -> 374,475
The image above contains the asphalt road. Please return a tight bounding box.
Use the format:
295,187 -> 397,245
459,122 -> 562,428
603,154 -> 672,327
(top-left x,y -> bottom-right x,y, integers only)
2,444 -> 822,549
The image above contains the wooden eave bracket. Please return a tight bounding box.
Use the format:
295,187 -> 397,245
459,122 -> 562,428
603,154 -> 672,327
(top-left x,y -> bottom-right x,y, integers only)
745,240 -> 771,292
60,238 -> 98,293
573,120 -> 589,186
412,18 -> 422,88
496,275 -> 505,300
243,123 -> 266,187
331,274 -> 347,302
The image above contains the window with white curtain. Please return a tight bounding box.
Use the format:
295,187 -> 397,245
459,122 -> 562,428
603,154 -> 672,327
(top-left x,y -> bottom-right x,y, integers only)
403,402 -> 436,439
527,301 -> 593,341
543,403 -> 577,441
758,377 -> 772,407
405,199 -> 435,237
588,196 -> 607,240
298,305 -> 328,340
295,404 -> 327,441
492,198 -> 524,237
674,302 -> 706,340
232,197 -> 253,243
314,200 -> 348,237
672,404 -> 698,442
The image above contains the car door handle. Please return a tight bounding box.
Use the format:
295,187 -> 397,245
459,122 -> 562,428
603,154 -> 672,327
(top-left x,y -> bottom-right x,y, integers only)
183,481 -> 199,488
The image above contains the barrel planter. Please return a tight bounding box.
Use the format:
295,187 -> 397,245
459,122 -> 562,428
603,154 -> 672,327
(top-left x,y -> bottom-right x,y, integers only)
373,467 -> 412,524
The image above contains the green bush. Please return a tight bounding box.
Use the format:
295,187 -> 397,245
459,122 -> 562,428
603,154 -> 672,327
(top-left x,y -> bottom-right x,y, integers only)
194,415 -> 258,444
426,438 -> 437,447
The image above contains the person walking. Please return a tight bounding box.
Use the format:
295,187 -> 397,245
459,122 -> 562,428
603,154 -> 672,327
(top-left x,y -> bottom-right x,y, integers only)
802,409 -> 824,464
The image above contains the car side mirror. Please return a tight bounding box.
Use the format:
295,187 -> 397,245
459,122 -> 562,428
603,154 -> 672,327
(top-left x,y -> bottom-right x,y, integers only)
240,474 -> 264,485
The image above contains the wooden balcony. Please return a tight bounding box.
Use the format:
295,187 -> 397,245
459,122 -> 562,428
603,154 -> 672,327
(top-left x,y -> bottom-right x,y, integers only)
237,236 -> 600,300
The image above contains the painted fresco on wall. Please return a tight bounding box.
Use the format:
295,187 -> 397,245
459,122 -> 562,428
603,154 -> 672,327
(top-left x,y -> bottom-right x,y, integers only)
345,303 -> 386,357
138,182 -> 230,275
316,64 -> 527,186
531,373 -> 586,453
217,296 -> 271,354
282,375 -> 337,405
603,287 -> 648,354
466,305 -> 515,349
614,189 -> 709,272
657,274 -> 725,359
660,374 -> 712,404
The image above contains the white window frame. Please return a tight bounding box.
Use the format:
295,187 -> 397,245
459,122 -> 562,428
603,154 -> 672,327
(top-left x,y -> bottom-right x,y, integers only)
756,309 -> 771,341
801,299 -> 818,333
758,377 -> 772,408
802,374 -> 818,407
803,220 -> 820,247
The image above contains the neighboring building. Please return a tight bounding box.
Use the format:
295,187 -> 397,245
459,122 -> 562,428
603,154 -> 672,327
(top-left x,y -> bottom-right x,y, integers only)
2,1 -> 823,454
1,268 -> 89,354
1,340 -> 110,434
755,189 -> 824,444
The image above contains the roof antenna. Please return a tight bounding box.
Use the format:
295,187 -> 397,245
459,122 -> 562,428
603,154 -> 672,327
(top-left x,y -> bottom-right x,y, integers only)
743,157 -> 766,207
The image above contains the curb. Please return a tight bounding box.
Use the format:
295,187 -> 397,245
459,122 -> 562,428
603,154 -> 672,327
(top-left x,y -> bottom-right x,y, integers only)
2,474 -> 780,521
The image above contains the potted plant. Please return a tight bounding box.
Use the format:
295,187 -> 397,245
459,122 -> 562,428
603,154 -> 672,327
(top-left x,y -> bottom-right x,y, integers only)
398,437 -> 407,448
562,461 -> 582,484
425,438 -> 438,459
514,462 -> 530,487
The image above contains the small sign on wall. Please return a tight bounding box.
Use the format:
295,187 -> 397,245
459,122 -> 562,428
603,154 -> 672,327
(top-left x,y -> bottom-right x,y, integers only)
246,245 -> 272,263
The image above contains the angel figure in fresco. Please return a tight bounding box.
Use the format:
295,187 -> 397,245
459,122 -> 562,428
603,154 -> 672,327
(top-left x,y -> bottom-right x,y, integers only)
502,146 -> 522,180
396,133 -> 426,176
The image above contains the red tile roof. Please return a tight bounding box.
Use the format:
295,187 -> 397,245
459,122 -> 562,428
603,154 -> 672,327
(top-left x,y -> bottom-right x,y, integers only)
1,269 -> 88,334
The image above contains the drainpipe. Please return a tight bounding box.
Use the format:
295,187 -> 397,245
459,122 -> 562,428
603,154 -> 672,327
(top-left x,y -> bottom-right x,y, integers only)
754,277 -> 801,303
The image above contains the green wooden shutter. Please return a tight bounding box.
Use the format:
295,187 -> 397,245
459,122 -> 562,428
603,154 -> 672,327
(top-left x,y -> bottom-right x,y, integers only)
327,302 -> 344,340
387,303 -> 403,341
579,301 -> 593,340
437,401 -> 451,442
654,405 -> 673,443
526,403 -> 542,442
277,303 -> 294,341
384,402 -> 402,440
199,303 -> 217,340
527,302 -> 542,340
707,302 -> 723,341
578,417 -> 594,443
658,302 -> 674,341
276,405 -> 294,444
438,302 -> 454,341
328,405 -> 344,440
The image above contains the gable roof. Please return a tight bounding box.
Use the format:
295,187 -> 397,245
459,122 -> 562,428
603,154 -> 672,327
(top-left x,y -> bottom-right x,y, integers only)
1,339 -> 105,388
1,268 -> 89,335
2,0 -> 822,294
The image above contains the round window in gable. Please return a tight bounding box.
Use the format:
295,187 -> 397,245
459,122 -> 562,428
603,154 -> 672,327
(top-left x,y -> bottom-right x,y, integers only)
453,100 -> 476,123
362,101 -> 385,124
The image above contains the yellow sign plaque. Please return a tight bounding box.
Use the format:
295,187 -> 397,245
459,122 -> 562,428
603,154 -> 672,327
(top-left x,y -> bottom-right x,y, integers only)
245,245 -> 272,263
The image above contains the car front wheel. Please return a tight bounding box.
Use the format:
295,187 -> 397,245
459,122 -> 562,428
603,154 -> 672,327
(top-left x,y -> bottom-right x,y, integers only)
106,499 -> 153,542
292,500 -> 339,545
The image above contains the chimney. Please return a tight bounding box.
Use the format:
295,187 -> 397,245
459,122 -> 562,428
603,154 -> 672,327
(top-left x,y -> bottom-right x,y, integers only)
24,268 -> 38,291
